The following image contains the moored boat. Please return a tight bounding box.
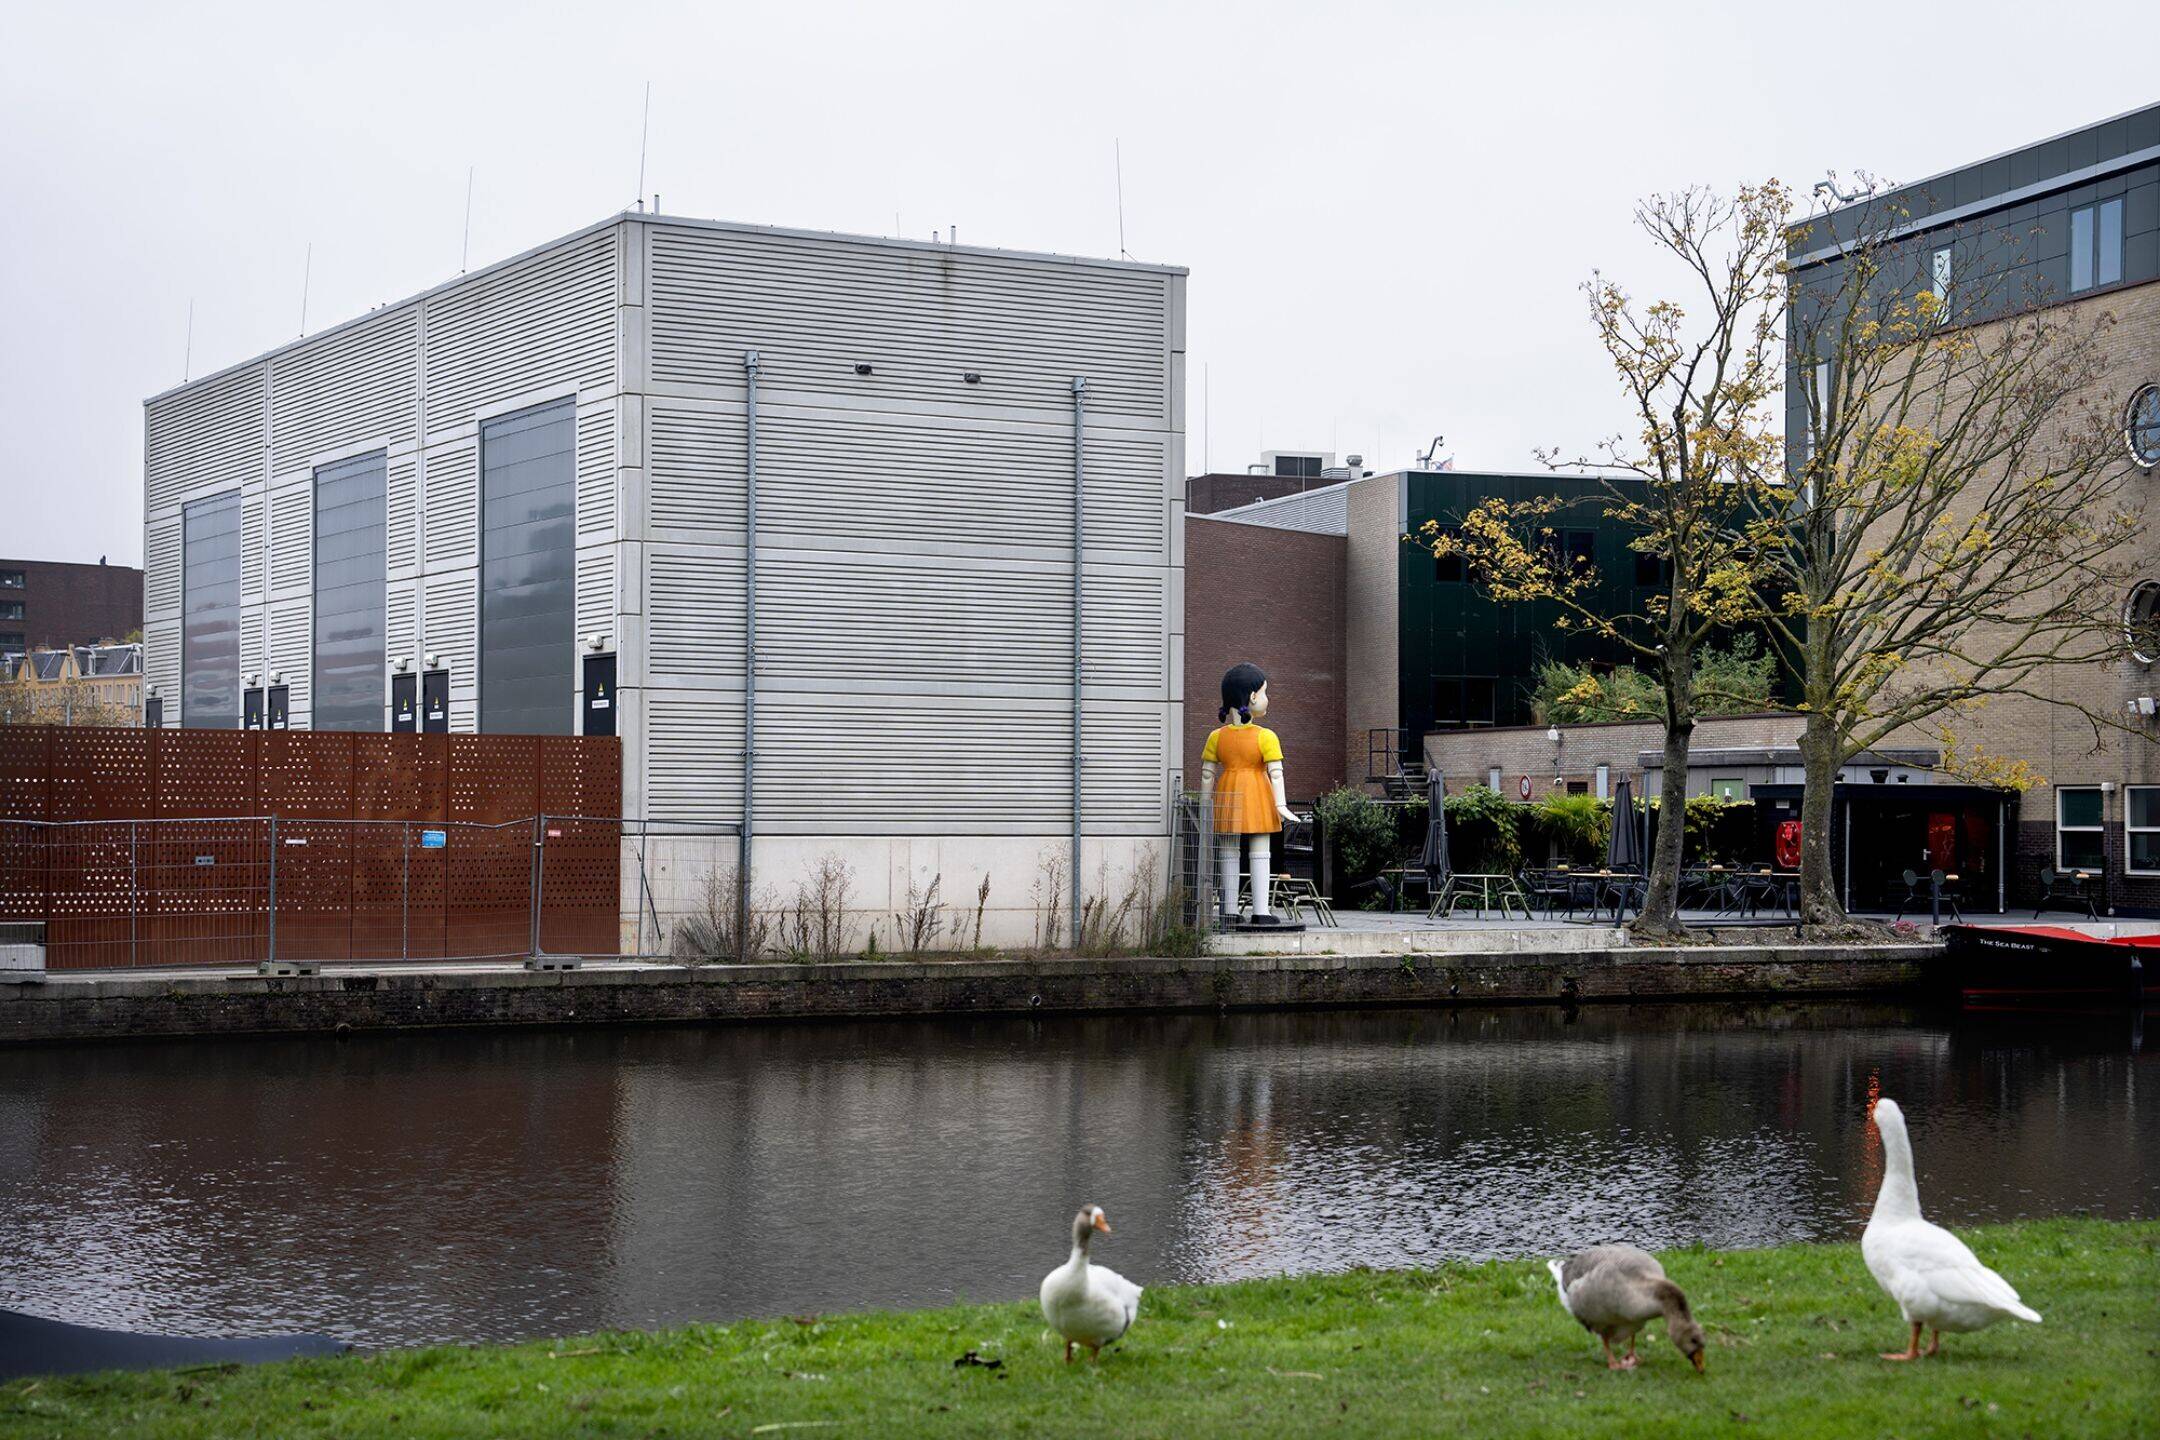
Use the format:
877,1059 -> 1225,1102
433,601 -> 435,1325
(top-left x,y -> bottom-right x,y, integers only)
1932,924 -> 2154,1007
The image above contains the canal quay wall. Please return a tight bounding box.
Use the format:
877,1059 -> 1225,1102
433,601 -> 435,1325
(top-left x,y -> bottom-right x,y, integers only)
0,942 -> 1935,1045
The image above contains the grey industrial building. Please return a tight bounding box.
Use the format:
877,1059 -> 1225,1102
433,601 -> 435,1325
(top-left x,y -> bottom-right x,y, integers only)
142,213 -> 1187,945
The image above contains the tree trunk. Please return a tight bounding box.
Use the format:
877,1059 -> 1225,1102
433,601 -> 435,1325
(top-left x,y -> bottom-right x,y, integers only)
1796,710 -> 1845,928
1633,654 -> 1694,939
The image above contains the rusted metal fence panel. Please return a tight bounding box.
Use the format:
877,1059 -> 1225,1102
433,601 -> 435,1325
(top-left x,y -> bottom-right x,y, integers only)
0,728 -> 624,969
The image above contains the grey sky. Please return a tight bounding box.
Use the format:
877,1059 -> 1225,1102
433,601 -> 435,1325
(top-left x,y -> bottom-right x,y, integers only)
2,0 -> 2151,566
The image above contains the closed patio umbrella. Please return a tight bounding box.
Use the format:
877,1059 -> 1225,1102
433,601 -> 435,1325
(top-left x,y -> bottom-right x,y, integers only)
1420,771 -> 1451,890
1608,779 -> 1644,871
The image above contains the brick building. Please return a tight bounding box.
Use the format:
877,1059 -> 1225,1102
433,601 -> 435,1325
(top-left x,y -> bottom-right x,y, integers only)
0,558 -> 142,654
1182,511 -> 1345,801
1793,102 -> 2160,914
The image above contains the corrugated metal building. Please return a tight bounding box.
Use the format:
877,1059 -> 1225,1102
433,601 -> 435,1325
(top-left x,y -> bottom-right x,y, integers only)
142,213 -> 1187,946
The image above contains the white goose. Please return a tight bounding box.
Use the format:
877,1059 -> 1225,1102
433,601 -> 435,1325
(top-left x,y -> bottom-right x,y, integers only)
1863,1097 -> 2041,1361
1039,1205 -> 1143,1363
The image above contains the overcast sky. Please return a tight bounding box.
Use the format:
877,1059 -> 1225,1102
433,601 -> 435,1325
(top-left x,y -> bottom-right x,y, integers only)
2,0 -> 2151,566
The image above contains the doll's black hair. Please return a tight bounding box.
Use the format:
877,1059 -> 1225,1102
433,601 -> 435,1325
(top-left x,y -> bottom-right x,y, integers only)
1219,663 -> 1268,724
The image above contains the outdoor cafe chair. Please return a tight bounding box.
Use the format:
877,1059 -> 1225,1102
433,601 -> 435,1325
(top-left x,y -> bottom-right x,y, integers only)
1520,867 -> 1575,918
1891,869 -> 1962,923
2035,867 -> 2101,920
1270,875 -> 1337,929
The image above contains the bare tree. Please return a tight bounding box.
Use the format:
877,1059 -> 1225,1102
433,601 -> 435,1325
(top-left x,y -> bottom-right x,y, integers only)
1413,184 -> 1790,936
1766,187 -> 2143,925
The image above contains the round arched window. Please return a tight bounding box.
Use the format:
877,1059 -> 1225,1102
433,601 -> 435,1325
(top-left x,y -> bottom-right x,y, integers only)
2126,580 -> 2160,665
2128,384 -> 2160,469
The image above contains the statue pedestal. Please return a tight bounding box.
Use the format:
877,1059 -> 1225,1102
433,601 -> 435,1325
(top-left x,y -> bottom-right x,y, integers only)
1214,916 -> 1307,934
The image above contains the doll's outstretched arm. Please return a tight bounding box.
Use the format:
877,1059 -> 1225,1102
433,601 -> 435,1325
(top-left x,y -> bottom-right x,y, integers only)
1266,761 -> 1297,826
1201,760 -> 1220,805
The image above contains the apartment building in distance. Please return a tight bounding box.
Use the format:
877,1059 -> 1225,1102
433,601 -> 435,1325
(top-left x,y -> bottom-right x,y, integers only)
0,557 -> 141,654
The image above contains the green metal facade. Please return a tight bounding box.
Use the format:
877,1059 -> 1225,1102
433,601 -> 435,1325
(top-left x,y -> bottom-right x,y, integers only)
1396,470 -> 1664,739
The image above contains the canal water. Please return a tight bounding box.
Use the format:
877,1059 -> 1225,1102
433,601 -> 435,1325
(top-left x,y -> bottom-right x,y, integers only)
1,1003 -> 2151,1349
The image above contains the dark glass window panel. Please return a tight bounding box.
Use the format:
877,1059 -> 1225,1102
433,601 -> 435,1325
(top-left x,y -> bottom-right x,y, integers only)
181,492 -> 242,728
2127,787 -> 2160,831
2059,788 -> 2103,828
1463,678 -> 1495,723
1567,531 -> 1596,568
2097,197 -> 2123,286
481,399 -> 575,735
312,451 -> 387,732
2070,206 -> 2094,291
1634,552 -> 1662,586
2059,830 -> 2106,871
2130,388 -> 2160,466
2130,830 -> 2160,874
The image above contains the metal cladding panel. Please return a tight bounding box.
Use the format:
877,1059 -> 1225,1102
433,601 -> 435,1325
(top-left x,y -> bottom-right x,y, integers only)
643,694 -> 743,822
448,735 -> 539,822
48,728 -> 155,821
351,733 -> 447,819
648,405 -> 745,533
420,571 -> 478,691
575,403 -> 615,542
269,308 -> 419,471
648,227 -> 1170,421
1085,571 -> 1169,692
1082,432 -> 1171,558
755,698 -> 1073,831
144,519 -> 182,617
267,483 -> 311,595
240,490 -> 266,600
422,229 -> 619,434
267,598 -> 311,717
0,729 -> 48,819
386,453 -> 418,570
154,730 -> 259,817
1082,705 -> 1166,828
143,620 -> 180,724
575,549 -> 613,648
646,549 -> 745,677
260,731 -> 354,817
240,608 -> 266,680
386,582 -> 417,669
146,363 -> 266,512
758,553 -> 1068,689
422,442 -> 478,566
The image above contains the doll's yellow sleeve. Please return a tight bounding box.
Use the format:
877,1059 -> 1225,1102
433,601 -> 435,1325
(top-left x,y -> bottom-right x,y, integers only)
1201,729 -> 1220,763
1259,728 -> 1284,763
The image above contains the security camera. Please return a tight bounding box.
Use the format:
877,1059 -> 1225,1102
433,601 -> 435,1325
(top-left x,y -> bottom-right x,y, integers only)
853,362 -> 874,376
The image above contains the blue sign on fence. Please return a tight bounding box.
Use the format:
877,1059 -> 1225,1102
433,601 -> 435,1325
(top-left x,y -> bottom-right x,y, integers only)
420,830 -> 447,850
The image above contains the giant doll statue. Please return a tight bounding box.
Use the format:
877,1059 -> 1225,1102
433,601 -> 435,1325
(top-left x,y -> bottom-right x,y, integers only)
1200,663 -> 1298,924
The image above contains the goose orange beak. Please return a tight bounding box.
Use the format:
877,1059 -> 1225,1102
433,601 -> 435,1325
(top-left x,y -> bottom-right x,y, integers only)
1093,1213 -> 1112,1234
1691,1352 -> 1707,1374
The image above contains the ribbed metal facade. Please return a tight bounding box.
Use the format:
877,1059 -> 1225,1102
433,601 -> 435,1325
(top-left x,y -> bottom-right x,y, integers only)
144,215 -> 1185,866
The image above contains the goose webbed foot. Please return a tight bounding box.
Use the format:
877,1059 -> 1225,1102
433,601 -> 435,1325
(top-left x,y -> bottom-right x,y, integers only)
1881,1322 -> 1925,1361
1064,1342 -> 1075,1365
1924,1329 -> 1941,1358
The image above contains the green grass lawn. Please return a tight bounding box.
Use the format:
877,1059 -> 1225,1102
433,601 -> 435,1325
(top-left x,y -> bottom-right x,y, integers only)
4,1220 -> 2153,1439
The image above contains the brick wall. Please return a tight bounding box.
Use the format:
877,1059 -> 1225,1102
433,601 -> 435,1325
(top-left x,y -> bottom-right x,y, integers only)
1877,279 -> 2160,913
1183,515 -> 1346,801
1187,472 -> 1327,514
3,559 -> 142,649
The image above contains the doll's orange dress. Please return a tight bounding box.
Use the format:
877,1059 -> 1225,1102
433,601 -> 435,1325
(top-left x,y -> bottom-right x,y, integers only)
1202,723 -> 1283,835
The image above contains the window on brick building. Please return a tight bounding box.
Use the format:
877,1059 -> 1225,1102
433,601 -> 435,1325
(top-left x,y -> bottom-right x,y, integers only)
0,601 -> 21,621
2125,579 -> 2160,665
2126,787 -> 2160,876
2126,385 -> 2160,470
0,570 -> 23,589
2056,787 -> 2106,871
2069,199 -> 2123,293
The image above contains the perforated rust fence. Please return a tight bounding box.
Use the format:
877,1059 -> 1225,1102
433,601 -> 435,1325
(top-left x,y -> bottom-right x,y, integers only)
0,728 -> 624,969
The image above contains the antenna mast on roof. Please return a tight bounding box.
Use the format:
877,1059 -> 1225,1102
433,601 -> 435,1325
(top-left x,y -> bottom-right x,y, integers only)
461,166 -> 475,273
298,242 -> 312,337
635,81 -> 652,211
183,298 -> 194,383
1115,139 -> 1131,259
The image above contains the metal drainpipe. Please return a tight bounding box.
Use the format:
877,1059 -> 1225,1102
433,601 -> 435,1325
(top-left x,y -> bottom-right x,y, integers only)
739,350 -> 761,959
1070,377 -> 1088,948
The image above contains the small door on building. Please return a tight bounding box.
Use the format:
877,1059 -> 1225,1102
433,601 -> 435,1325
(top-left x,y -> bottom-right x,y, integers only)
144,696 -> 162,728
243,687 -> 265,730
391,672 -> 418,733
582,653 -> 616,737
266,684 -> 289,730
421,669 -> 449,733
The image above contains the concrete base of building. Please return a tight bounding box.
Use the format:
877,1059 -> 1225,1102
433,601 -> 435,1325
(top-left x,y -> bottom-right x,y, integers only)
0,943 -> 1935,1046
